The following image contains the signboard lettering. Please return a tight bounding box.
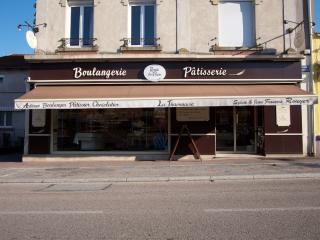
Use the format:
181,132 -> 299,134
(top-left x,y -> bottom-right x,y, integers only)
157,100 -> 194,108
182,67 -> 246,78
15,96 -> 317,110
73,67 -> 127,79
183,67 -> 227,78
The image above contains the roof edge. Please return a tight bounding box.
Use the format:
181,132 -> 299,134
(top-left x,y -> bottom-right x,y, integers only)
24,53 -> 304,63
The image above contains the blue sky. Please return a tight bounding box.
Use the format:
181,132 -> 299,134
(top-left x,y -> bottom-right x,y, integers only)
0,0 -> 35,56
314,0 -> 320,32
0,0 -> 320,57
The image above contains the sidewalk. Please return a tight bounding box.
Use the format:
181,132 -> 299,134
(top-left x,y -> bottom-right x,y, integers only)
1,154 -> 320,183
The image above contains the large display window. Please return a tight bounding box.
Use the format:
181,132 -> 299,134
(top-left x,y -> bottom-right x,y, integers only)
52,109 -> 168,152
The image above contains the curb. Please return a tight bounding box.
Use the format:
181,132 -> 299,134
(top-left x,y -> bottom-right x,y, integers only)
1,173 -> 320,184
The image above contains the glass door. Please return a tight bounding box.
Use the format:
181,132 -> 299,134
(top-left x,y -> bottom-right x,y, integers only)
216,107 -> 256,153
236,107 -> 255,152
216,108 -> 234,152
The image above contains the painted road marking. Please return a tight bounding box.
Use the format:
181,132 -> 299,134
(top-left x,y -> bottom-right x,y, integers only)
0,210 -> 104,215
204,207 -> 320,213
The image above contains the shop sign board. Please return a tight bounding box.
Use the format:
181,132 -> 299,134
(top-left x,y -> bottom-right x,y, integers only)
276,105 -> 291,126
15,96 -> 317,110
176,108 -> 210,121
31,109 -> 46,127
144,65 -> 166,82
29,61 -> 302,82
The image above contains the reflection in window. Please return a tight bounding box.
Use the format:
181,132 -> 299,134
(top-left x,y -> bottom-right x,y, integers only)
83,7 -> 94,46
53,109 -> 168,152
69,5 -> 94,47
0,112 -> 4,126
0,111 -> 12,127
130,4 -> 155,46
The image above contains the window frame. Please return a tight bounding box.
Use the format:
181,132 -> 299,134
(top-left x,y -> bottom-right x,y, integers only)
128,3 -> 157,47
218,0 -> 256,48
66,3 -> 94,48
0,111 -> 13,128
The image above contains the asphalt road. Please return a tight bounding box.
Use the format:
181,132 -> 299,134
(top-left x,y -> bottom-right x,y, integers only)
0,179 -> 320,240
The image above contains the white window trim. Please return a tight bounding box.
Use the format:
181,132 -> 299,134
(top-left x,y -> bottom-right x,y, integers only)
65,3 -> 94,48
219,0 -> 253,2
0,112 -> 12,128
68,0 -> 93,6
128,3 -> 156,46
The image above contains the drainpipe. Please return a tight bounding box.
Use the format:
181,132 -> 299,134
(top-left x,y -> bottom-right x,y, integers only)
307,0 -> 315,156
176,0 -> 178,53
282,0 -> 286,53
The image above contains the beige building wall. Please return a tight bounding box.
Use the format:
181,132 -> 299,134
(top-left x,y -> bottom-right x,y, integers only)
36,0 -> 66,54
190,0 -> 217,53
95,1 -> 127,53
283,0 -> 307,53
255,0 -> 284,53
34,0 -> 307,55
158,0 -> 176,53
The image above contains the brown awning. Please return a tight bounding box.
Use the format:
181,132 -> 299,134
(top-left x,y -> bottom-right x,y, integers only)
15,84 -> 318,110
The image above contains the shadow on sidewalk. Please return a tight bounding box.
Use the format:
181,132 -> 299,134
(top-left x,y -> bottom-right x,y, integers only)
264,157 -> 320,169
289,162 -> 320,169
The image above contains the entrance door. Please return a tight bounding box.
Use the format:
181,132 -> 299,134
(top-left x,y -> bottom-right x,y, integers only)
235,107 -> 255,152
216,108 -> 234,151
216,107 -> 256,153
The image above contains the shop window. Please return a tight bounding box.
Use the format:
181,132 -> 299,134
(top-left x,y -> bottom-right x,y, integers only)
53,109 -> 168,152
129,1 -> 156,46
0,111 -> 12,127
218,0 -> 255,47
67,0 -> 94,47
1,133 -> 12,148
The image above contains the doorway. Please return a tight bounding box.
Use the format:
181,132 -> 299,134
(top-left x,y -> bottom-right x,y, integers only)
216,107 -> 256,153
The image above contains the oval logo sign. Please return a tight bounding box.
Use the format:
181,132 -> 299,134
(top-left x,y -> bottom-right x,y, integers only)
144,65 -> 166,82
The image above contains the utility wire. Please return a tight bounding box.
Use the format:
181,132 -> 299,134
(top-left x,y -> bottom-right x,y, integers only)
232,21 -> 305,56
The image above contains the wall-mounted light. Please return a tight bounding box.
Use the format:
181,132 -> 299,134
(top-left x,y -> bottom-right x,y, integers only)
17,21 -> 47,33
283,20 -> 301,25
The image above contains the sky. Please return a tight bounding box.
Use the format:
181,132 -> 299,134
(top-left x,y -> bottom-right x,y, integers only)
0,0 -> 35,56
0,0 -> 320,57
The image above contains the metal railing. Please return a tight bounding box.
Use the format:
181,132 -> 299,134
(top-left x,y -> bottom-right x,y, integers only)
121,38 -> 160,47
59,38 -> 97,48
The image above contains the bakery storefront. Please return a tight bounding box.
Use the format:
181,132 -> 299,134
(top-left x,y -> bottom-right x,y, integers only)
15,58 -> 317,160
